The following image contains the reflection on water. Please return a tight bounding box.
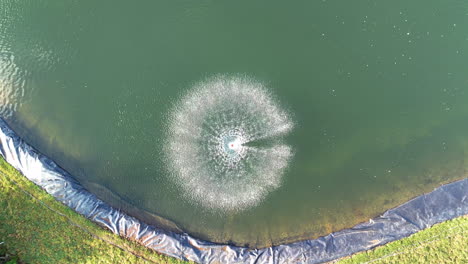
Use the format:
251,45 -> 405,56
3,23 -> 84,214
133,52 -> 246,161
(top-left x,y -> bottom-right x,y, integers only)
1,3 -> 22,118
0,50 -> 27,118
0,0 -> 77,119
0,1 -> 25,118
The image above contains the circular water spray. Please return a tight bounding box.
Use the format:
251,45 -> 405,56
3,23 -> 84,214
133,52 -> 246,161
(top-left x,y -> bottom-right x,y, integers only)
165,75 -> 294,211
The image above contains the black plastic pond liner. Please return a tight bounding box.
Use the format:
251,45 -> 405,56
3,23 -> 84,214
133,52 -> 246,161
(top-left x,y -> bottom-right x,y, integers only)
0,118 -> 466,264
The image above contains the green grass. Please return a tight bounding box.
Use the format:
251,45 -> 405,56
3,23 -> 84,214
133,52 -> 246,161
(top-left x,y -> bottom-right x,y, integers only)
0,157 -> 187,264
337,215 -> 467,264
0,156 -> 466,264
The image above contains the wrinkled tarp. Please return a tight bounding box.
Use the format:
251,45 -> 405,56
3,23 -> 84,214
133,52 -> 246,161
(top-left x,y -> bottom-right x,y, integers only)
0,118 -> 467,264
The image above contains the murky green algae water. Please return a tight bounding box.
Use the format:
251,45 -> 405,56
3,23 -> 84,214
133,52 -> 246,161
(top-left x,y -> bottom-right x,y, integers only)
1,0 -> 468,247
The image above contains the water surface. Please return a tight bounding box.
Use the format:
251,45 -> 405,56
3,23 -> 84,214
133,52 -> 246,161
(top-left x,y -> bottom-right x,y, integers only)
1,0 -> 468,247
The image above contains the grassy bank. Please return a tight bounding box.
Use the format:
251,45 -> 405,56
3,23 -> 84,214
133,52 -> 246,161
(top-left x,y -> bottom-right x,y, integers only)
0,156 -> 466,263
337,215 -> 467,263
0,157 -> 186,264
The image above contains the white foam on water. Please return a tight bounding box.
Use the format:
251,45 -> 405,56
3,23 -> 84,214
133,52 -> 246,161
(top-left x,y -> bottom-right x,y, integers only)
165,75 -> 294,211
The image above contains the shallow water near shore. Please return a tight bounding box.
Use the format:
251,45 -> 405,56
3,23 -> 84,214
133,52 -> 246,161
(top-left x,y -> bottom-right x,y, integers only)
1,0 -> 468,247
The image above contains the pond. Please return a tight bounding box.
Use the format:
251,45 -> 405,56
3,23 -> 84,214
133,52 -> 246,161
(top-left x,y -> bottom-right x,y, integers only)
1,0 -> 467,248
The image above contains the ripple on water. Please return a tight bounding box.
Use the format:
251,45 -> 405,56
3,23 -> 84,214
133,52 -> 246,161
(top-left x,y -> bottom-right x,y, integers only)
0,0 -> 71,119
0,1 -> 27,118
0,49 -> 28,118
165,75 -> 294,212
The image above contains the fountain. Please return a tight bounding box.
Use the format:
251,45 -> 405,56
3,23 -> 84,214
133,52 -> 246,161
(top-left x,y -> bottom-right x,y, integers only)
164,75 -> 294,211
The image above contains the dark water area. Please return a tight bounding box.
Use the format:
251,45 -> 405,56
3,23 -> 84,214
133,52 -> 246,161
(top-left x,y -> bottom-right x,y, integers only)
1,0 -> 468,247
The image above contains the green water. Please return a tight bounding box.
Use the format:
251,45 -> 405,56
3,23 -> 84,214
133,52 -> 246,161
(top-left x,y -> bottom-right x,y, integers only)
1,0 -> 468,247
